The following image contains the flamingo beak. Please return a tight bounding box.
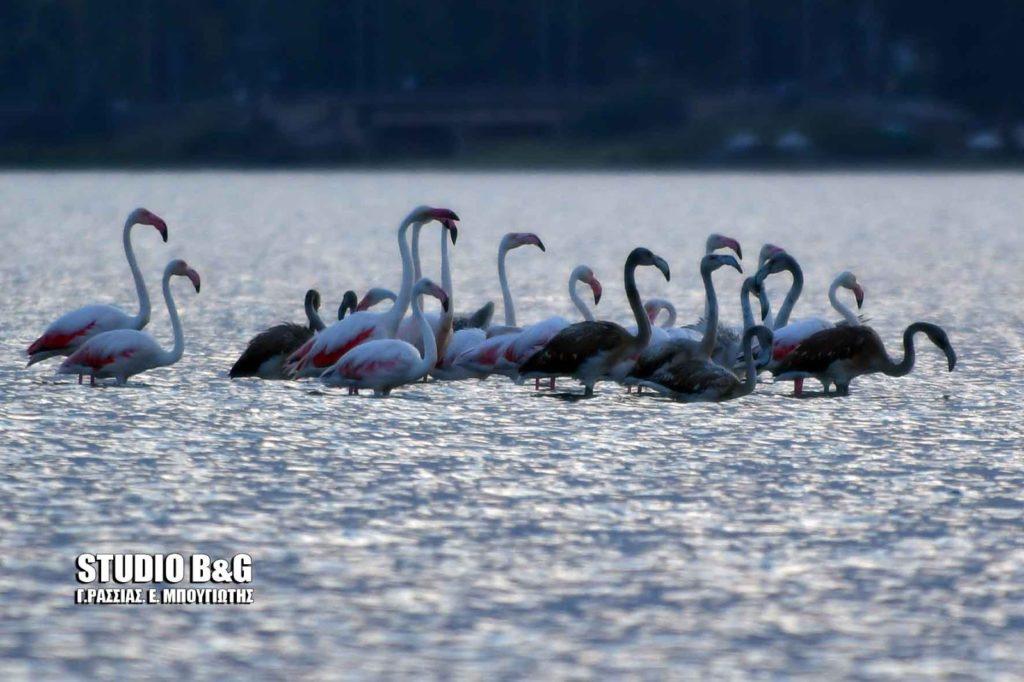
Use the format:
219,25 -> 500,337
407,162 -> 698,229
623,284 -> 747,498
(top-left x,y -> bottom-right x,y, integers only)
187,268 -> 201,293
853,284 -> 865,309
723,255 -> 742,274
444,219 -> 458,245
530,235 -> 546,251
654,256 -> 671,282
589,277 -> 602,305
721,236 -> 742,260
153,217 -> 168,242
946,345 -> 957,371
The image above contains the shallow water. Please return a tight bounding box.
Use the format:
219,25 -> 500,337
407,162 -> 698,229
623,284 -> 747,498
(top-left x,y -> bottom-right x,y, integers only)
1,171 -> 1022,678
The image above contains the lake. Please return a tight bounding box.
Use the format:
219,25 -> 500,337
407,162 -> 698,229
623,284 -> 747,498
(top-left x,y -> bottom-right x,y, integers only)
1,171 -> 1022,678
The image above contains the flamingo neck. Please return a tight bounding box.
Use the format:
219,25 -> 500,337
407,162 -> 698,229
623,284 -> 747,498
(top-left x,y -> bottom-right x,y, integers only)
569,271 -> 594,322
440,227 -> 453,324
124,217 -> 150,330
384,217 -> 417,337
498,243 -> 516,327
740,280 -> 756,331
624,259 -> 650,349
773,256 -> 803,329
882,324 -> 923,377
699,264 -> 719,359
412,222 -> 424,308
412,292 -> 437,376
829,278 -> 860,326
739,326 -> 761,395
306,296 -> 325,332
157,268 -> 184,367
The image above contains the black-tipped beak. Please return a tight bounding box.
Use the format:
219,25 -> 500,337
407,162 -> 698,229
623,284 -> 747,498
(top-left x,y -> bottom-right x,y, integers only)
945,345 -> 957,371
446,221 -> 458,245
157,223 -> 168,242
535,238 -> 546,252
853,285 -> 865,309
654,257 -> 670,282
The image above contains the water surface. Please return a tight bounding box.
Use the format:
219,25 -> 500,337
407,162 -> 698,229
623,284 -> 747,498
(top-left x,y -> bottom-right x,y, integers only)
1,171 -> 1022,678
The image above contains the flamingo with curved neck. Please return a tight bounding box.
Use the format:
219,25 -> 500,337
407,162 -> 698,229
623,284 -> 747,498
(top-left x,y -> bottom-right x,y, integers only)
27,208 -> 168,370
320,278 -> 450,397
770,322 -> 956,396
285,206 -> 457,377
58,259 -> 199,385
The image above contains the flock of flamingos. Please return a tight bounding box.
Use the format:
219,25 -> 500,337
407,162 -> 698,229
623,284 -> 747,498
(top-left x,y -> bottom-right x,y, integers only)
26,205 -> 957,401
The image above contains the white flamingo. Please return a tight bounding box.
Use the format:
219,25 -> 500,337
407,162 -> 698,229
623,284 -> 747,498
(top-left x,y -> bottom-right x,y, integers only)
320,278 -> 449,397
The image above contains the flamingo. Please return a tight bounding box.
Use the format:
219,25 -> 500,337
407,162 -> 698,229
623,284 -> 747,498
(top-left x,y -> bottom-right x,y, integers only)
769,322 -> 956,396
58,259 -> 200,386
674,233 -> 745,365
518,247 -> 671,397
637,325 -> 774,402
285,206 -> 458,378
320,278 -> 449,397
624,253 -> 743,390
27,208 -> 168,377
452,232 -> 545,379
229,289 -> 358,379
397,219 -> 457,357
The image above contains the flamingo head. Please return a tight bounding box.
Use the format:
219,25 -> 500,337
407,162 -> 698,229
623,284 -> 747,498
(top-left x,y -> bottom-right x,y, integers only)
501,232 -> 545,253
644,300 -> 665,323
629,248 -> 671,282
758,243 -> 785,267
338,290 -> 358,320
169,259 -> 201,293
703,253 -> 742,276
411,206 -> 459,241
305,289 -> 321,311
707,233 -> 743,260
571,264 -> 601,305
837,271 -> 865,309
414,278 -> 449,312
129,207 -> 168,242
356,287 -> 398,312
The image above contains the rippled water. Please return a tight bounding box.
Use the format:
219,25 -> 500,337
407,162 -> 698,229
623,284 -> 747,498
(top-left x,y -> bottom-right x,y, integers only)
1,171 -> 1022,678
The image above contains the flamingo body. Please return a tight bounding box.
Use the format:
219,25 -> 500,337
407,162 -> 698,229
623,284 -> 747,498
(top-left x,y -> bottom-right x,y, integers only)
58,329 -> 163,383
431,328 -> 486,380
287,311 -> 386,377
319,340 -> 425,394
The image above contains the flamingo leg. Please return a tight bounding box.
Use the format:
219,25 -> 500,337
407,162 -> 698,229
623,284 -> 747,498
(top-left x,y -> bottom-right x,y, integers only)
90,375 -> 96,386
637,385 -> 643,395
584,385 -> 594,397
793,378 -> 804,397
78,374 -> 83,385
534,378 -> 541,390
549,377 -> 555,390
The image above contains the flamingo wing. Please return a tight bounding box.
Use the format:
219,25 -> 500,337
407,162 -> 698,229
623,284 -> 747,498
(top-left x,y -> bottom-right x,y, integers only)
28,304 -> 133,357
323,340 -> 420,386
230,323 -> 312,378
772,326 -> 880,378
291,311 -> 385,375
519,321 -> 628,377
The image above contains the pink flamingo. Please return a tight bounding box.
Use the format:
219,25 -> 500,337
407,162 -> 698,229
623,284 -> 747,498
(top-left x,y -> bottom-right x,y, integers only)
58,260 -> 200,386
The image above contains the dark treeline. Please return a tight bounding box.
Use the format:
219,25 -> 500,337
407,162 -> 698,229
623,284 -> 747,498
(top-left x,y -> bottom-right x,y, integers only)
1,1 -> 1021,163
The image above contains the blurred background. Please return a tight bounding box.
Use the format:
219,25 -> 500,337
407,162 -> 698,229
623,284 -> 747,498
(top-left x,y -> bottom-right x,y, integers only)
1,0 -> 1022,166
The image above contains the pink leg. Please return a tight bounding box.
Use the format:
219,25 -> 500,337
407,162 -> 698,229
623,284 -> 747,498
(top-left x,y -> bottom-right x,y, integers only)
535,378 -> 541,390
794,378 -> 803,397
549,377 -> 555,390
